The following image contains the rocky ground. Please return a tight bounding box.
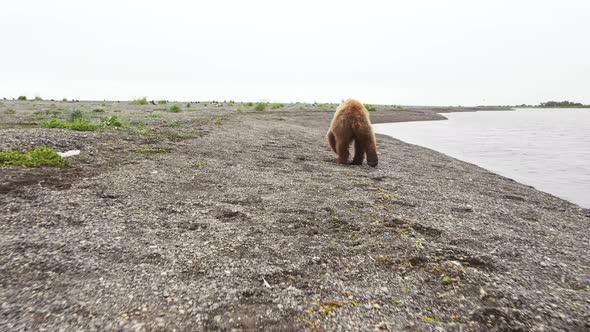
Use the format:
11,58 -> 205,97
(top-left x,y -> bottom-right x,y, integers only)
0,100 -> 588,331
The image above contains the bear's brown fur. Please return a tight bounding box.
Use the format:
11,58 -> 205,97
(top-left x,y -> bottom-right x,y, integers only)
327,99 -> 378,167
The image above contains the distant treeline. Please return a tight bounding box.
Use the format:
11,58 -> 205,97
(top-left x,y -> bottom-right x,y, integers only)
517,101 -> 589,108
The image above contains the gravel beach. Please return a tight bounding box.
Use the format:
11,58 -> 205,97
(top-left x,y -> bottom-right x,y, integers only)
1,100 -> 588,331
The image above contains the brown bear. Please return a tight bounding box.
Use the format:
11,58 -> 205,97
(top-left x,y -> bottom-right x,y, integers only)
327,99 -> 378,167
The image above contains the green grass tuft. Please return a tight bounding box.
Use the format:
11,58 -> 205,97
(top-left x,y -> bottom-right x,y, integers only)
70,110 -> 84,122
365,104 -> 376,112
130,146 -> 171,154
270,103 -> 284,109
130,97 -> 149,105
191,160 -> 205,169
157,100 -> 168,104
254,103 -> 267,112
213,117 -> 222,125
41,119 -> 98,131
17,96 -> 27,101
34,96 -> 43,101
100,115 -> 123,128
33,110 -> 49,116
441,275 -> 452,283
160,132 -> 193,141
167,105 -> 182,113
0,146 -> 68,168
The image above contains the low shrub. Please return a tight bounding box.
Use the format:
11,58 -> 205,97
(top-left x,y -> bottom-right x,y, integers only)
41,119 -> 98,131
254,103 -> 267,112
100,115 -> 123,128
130,97 -> 149,105
70,110 -> 84,122
167,105 -> 182,113
365,104 -> 376,112
0,146 -> 68,168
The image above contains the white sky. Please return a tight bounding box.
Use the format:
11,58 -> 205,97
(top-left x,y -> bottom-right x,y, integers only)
1,0 -> 589,105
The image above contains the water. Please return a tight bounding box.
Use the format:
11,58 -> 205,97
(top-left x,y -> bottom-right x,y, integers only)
373,108 -> 590,208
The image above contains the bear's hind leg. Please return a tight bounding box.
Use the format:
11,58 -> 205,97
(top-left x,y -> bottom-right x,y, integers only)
336,138 -> 351,165
327,131 -> 337,153
350,139 -> 365,165
366,138 -> 378,167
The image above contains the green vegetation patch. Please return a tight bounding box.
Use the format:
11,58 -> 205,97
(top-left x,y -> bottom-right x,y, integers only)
70,110 -> 84,122
130,146 -> 171,154
41,113 -> 122,131
191,160 -> 205,169
100,115 -> 123,128
538,100 -> 589,108
33,110 -> 50,116
41,119 -> 98,131
0,146 -> 68,168
130,97 -> 149,105
160,132 -> 193,141
254,103 -> 267,112
167,105 -> 182,113
17,96 -> 27,101
157,100 -> 168,104
271,103 -> 284,109
365,104 -> 376,112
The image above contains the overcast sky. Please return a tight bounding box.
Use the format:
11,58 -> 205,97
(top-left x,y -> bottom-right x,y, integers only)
1,0 -> 589,105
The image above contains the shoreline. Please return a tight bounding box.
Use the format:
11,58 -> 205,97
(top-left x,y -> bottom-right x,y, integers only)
1,101 -> 588,331
371,108 -> 590,209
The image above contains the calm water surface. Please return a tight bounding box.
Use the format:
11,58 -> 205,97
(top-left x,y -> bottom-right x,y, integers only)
373,108 -> 590,208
